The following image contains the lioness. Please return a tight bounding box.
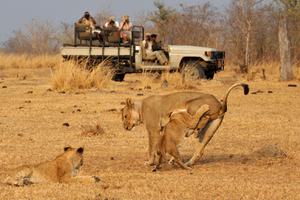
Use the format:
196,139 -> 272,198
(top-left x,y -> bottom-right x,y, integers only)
4,146 -> 100,186
122,83 -> 249,166
155,104 -> 210,170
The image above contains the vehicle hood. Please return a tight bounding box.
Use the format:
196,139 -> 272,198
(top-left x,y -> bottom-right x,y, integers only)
168,45 -> 218,61
169,45 -> 217,52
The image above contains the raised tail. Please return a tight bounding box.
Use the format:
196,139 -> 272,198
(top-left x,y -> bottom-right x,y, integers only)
221,83 -> 249,113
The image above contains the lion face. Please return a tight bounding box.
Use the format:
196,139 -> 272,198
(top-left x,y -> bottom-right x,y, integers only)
64,146 -> 84,176
121,98 -> 141,130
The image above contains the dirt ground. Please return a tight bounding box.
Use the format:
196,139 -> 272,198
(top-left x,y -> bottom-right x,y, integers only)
0,68 -> 299,200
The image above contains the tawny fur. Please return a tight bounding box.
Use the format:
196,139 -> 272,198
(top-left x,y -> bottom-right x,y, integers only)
4,146 -> 100,186
121,83 -> 249,166
156,104 -> 210,170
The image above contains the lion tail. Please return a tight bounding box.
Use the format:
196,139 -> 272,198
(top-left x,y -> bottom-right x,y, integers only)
221,83 -> 249,113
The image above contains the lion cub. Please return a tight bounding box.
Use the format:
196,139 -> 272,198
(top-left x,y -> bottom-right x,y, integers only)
4,146 -> 100,186
155,104 -> 210,170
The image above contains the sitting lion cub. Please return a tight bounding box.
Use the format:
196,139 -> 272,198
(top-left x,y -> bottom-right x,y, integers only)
4,146 -> 100,186
155,104 -> 210,170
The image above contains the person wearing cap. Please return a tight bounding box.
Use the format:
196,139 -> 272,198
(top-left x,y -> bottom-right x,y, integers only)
77,11 -> 103,43
119,15 -> 133,43
78,11 -> 97,29
150,34 -> 163,51
104,16 -> 119,28
142,33 -> 168,65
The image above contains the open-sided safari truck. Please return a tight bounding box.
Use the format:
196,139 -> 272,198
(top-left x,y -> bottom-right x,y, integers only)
61,24 -> 225,81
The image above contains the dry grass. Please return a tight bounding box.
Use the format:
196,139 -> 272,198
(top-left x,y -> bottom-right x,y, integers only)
0,57 -> 300,199
0,53 -> 60,69
0,70 -> 299,199
294,62 -> 300,81
225,61 -> 300,81
139,71 -> 199,90
51,61 -> 113,91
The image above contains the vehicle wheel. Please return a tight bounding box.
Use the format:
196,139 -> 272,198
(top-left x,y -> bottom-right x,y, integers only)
112,73 -> 125,82
205,70 -> 215,80
182,61 -> 206,80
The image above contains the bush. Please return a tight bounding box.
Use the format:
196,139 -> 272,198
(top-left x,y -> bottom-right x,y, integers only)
51,60 -> 113,91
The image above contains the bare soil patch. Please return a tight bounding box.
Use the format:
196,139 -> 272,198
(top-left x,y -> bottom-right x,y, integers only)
0,68 -> 299,199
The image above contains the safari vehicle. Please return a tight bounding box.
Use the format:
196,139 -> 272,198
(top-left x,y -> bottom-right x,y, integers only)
61,24 -> 225,81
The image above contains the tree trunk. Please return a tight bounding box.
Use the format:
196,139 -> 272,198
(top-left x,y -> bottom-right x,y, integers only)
245,20 -> 251,69
278,15 -> 293,81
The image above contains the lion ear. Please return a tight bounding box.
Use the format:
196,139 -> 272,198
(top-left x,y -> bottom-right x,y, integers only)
126,98 -> 134,107
77,147 -> 84,154
64,146 -> 72,152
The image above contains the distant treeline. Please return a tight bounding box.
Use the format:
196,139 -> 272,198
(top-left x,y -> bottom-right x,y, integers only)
2,0 -> 300,67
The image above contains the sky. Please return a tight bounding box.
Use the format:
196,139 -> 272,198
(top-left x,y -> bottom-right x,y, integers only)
0,0 -> 229,43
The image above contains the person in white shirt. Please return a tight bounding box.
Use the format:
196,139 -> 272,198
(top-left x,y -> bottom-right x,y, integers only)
104,16 -> 119,28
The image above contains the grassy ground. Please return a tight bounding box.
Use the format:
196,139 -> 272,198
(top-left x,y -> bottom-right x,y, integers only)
0,67 -> 299,200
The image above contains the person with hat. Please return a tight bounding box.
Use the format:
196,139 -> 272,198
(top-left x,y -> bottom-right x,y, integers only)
150,34 -> 163,51
141,33 -> 168,65
77,11 -> 103,43
119,15 -> 133,43
104,16 -> 119,28
78,11 -> 97,29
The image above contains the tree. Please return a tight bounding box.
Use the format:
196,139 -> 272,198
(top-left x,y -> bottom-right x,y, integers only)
3,19 -> 59,54
276,0 -> 300,80
148,0 -> 176,43
171,3 -> 220,47
94,10 -> 113,27
224,0 -> 265,72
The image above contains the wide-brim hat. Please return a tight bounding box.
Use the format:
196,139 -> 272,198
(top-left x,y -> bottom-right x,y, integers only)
122,15 -> 129,20
109,16 -> 116,21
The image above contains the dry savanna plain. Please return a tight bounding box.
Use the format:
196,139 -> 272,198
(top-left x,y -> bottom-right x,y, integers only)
0,61 -> 299,200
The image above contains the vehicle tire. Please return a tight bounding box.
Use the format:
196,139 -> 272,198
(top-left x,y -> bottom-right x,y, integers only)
205,70 -> 215,80
112,73 -> 125,82
182,61 -> 206,80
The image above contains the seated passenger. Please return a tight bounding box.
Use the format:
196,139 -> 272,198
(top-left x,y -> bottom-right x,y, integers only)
104,16 -> 119,29
151,33 -> 168,58
77,11 -> 97,30
119,15 -> 133,43
142,33 -> 168,65
77,11 -> 102,42
150,34 -> 163,51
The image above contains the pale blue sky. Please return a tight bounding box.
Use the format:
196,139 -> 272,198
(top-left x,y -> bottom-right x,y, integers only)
0,0 -> 229,43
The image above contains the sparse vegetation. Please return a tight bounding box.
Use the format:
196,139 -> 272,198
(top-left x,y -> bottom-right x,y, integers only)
0,1 -> 300,199
0,53 -> 60,69
139,71 -> 199,90
1,68 -> 299,199
51,61 -> 113,91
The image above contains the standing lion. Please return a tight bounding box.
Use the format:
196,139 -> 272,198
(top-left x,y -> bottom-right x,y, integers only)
121,83 -> 249,167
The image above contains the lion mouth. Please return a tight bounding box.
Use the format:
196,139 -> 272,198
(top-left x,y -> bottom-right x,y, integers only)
125,124 -> 135,131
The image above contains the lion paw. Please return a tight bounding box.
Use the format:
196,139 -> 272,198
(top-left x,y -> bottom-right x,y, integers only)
144,161 -> 155,166
185,161 -> 194,167
184,165 -> 192,170
168,158 -> 175,165
152,165 -> 161,172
